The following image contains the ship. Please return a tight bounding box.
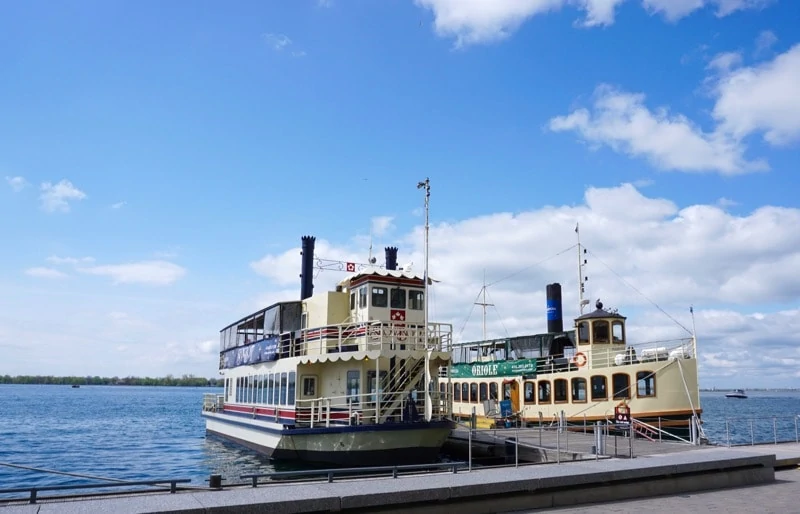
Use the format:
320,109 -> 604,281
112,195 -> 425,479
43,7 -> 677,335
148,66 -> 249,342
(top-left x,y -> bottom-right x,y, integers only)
202,179 -> 456,466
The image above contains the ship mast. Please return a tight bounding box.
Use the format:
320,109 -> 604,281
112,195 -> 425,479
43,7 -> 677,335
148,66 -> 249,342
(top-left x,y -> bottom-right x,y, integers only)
475,270 -> 493,341
417,178 -> 432,421
576,223 -> 589,315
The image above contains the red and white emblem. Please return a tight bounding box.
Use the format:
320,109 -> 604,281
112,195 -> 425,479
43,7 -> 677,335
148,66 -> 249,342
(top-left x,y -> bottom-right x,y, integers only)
345,262 -> 356,272
391,310 -> 407,341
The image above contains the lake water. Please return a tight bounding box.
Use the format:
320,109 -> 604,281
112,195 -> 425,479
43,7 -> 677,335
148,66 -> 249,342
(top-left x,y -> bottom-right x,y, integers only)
1,385 -> 798,494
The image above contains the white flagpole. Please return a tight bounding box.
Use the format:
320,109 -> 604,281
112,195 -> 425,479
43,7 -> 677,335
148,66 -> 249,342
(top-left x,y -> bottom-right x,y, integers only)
417,178 -> 431,421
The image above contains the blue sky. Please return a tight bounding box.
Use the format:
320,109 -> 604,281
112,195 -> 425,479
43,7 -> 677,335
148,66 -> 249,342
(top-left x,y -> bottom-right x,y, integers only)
1,0 -> 799,387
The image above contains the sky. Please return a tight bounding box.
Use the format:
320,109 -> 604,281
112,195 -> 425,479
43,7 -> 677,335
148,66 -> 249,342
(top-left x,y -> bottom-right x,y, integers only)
1,0 -> 799,388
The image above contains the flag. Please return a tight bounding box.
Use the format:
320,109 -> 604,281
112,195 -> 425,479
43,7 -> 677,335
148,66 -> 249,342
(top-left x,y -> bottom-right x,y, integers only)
689,306 -> 693,314
575,223 -> 579,233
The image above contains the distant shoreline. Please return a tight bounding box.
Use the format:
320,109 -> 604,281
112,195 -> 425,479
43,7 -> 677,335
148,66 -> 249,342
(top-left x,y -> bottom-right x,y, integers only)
701,388 -> 800,392
0,375 -> 220,387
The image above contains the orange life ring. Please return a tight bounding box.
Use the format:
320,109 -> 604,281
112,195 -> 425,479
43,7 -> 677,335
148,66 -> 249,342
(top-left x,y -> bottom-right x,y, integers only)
573,352 -> 587,368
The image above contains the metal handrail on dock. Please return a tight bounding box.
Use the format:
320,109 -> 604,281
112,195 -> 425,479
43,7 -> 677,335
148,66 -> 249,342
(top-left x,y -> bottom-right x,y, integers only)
0,478 -> 192,505
241,462 -> 467,487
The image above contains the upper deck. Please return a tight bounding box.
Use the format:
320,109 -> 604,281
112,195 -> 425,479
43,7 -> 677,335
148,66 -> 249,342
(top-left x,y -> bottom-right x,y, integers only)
218,242 -> 451,370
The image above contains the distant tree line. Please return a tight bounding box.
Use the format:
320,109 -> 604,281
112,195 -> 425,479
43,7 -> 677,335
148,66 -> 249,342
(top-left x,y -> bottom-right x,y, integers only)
0,374 -> 222,387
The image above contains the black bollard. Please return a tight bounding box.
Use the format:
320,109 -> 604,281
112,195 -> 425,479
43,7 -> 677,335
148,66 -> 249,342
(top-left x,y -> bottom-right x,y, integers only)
209,474 -> 222,489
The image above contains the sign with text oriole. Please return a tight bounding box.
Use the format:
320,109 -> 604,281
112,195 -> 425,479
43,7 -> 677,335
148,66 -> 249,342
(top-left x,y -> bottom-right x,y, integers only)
449,359 -> 538,379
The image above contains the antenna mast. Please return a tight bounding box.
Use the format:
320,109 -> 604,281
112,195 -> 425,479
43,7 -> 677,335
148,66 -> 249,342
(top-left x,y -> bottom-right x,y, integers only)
475,270 -> 494,340
576,223 -> 589,315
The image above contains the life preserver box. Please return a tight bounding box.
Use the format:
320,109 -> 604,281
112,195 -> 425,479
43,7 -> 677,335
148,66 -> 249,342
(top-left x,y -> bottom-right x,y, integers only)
573,352 -> 587,368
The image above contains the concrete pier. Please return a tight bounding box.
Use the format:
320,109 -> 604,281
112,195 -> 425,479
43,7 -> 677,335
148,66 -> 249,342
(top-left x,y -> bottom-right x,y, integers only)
2,443 -> 798,514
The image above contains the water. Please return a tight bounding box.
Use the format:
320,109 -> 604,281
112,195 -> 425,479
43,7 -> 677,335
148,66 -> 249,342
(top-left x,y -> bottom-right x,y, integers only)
0,385 -> 278,495
699,390 -> 800,446
1,386 -> 798,495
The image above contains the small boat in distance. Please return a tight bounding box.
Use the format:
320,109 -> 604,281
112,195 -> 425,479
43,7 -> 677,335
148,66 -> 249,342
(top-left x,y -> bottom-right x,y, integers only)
725,389 -> 747,399
71,384 -> 80,388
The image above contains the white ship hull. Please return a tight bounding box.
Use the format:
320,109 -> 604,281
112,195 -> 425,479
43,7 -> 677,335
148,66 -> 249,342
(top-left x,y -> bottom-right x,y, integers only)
203,410 -> 454,466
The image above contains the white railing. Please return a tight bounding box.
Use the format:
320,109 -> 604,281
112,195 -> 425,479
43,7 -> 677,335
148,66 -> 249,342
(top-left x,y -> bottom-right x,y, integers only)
587,337 -> 695,370
202,393 -> 224,412
295,390 -> 452,428
295,321 -> 453,356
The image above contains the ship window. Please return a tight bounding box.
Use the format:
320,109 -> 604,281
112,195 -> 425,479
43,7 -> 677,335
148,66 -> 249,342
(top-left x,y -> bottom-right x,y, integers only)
288,372 -> 296,405
461,383 -> 469,402
280,372 -> 288,405
613,373 -> 630,399
266,374 -> 274,404
235,378 -> 240,402
479,383 -> 488,402
538,381 -> 551,403
490,383 -> 499,401
358,286 -> 367,309
350,292 -> 356,310
470,383 -> 478,403
636,371 -> 656,397
347,370 -> 361,405
554,379 -> 568,403
524,381 -> 535,404
302,376 -> 316,397
591,376 -> 607,400
592,320 -> 610,343
453,382 -> 461,401
578,322 -> 590,345
372,287 -> 388,307
391,288 -> 406,309
572,378 -> 587,402
502,382 -> 510,400
409,290 -> 424,310
367,370 -> 387,401
612,321 -> 625,343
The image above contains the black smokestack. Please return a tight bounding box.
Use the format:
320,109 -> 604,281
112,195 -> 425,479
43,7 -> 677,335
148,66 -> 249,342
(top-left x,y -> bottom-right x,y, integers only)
546,282 -> 563,333
385,246 -> 398,271
300,236 -> 316,300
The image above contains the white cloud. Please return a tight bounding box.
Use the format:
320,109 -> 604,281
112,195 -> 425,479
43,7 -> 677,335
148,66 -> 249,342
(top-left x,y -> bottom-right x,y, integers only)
552,45 -> 800,174
39,179 -> 87,213
707,51 -> 742,73
111,201 -> 126,209
262,33 -> 307,57
414,0 -> 773,46
24,267 -> 68,279
78,260 -> 187,286
5,176 -> 28,192
755,30 -> 777,55
263,33 -> 292,50
245,183 -> 800,387
371,216 -> 395,237
46,255 -> 95,265
716,197 -> 738,208
642,0 -> 772,20
548,85 -> 764,174
711,44 -> 800,146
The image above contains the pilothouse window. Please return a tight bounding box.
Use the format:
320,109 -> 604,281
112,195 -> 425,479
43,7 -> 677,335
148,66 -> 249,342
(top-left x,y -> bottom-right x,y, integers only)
390,288 -> 406,309
409,290 -> 424,310
578,322 -> 590,345
612,321 -> 625,343
358,286 -> 367,309
592,320 -> 610,343
372,287 -> 388,307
